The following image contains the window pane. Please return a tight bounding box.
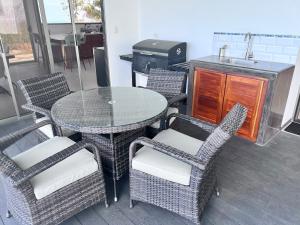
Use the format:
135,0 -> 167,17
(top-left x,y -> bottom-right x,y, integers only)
74,0 -> 101,23
44,0 -> 71,24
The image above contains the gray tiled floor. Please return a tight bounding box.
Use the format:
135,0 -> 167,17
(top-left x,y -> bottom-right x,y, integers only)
1,118 -> 300,225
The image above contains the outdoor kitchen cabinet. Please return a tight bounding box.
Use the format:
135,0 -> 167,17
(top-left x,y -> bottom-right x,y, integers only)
192,68 -> 268,142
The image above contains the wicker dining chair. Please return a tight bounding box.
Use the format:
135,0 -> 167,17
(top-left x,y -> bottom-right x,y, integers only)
18,72 -> 76,139
129,103 -> 247,225
0,120 -> 108,225
145,69 -> 187,136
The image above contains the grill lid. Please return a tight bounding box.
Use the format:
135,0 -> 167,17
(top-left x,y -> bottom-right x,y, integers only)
133,39 -> 186,54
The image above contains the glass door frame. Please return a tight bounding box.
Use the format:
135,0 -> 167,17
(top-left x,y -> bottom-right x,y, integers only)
0,37 -> 20,118
37,0 -> 84,90
69,0 -> 83,90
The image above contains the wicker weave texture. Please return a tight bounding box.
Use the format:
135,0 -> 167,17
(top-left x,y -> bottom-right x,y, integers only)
0,121 -> 107,225
17,72 -> 71,120
83,128 -> 145,180
129,103 -> 248,225
147,69 -> 186,101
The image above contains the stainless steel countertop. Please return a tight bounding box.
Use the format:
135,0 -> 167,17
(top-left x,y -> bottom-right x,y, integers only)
191,55 -> 294,74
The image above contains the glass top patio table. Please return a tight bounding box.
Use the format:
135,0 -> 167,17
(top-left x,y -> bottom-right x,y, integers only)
51,87 -> 168,134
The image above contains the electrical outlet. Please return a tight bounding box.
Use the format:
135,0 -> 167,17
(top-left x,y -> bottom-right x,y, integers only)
114,26 -> 119,34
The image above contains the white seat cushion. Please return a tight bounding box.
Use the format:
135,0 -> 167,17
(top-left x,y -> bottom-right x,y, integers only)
12,136 -> 98,200
132,129 -> 203,185
36,117 -> 76,138
150,107 -> 178,129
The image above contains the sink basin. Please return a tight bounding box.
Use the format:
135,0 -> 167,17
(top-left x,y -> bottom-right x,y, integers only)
220,57 -> 258,66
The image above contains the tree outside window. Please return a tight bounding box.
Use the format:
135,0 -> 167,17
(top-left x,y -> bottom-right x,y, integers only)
61,0 -> 101,23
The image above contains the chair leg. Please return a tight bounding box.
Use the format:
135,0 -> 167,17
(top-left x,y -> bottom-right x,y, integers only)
105,198 -> 109,208
82,59 -> 86,70
37,46 -> 40,63
215,186 -> 220,197
215,177 -> 221,197
129,199 -> 133,208
110,133 -> 118,202
113,178 -> 118,202
6,210 -> 11,218
70,52 -> 73,72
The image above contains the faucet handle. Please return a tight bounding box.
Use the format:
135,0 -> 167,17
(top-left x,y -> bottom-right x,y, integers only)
248,51 -> 254,59
244,32 -> 252,41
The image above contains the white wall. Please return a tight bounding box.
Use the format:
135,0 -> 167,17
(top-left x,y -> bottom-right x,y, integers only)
139,0 -> 300,59
103,0 -> 300,124
104,0 -> 139,86
138,0 -> 300,125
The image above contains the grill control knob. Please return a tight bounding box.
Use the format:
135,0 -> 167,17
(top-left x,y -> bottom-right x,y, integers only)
176,48 -> 182,55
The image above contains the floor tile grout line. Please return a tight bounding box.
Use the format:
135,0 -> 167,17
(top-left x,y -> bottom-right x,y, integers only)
0,216 -> 4,225
91,206 -> 109,225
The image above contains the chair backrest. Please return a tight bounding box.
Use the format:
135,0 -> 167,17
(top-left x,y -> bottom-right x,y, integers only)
147,69 -> 186,100
0,152 -> 22,179
197,103 -> 248,162
18,72 -> 71,119
64,34 -> 84,46
79,34 -> 103,58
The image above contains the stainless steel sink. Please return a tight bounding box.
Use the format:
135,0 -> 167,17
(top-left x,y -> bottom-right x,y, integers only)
220,57 -> 258,66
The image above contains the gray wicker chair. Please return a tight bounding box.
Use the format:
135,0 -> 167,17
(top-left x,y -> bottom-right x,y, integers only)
17,72 -> 76,138
129,103 -> 247,225
145,69 -> 187,135
0,120 -> 108,225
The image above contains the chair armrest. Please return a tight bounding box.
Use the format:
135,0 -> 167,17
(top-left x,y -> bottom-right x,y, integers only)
129,137 -> 206,170
0,120 -> 53,151
168,94 -> 187,107
11,140 -> 101,187
166,113 -> 217,133
22,104 -> 51,119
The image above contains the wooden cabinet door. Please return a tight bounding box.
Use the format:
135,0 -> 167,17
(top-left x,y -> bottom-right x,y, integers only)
192,68 -> 226,124
222,74 -> 268,141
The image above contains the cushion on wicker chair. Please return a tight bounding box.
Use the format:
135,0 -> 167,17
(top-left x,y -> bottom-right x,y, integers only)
150,107 -> 178,129
132,129 -> 203,185
12,136 -> 98,200
36,117 -> 76,138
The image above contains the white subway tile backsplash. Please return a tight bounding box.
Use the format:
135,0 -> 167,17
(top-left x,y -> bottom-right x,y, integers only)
272,54 -> 290,64
231,35 -> 244,42
266,46 -> 283,54
275,37 -> 294,46
218,35 -> 232,42
260,36 -> 276,45
290,56 -> 298,64
213,32 -> 300,64
236,43 -> 247,50
253,44 -> 266,52
252,36 -> 261,44
283,46 -> 299,55
293,39 -> 300,47
255,53 -> 273,61
229,50 -> 244,58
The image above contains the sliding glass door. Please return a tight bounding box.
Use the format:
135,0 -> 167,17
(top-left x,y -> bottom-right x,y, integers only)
0,38 -> 20,120
0,0 -> 34,64
41,0 -> 102,91
41,0 -> 82,91
0,0 -> 50,121
0,0 -> 103,122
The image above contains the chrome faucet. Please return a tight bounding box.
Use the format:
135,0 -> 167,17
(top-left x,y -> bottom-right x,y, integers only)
244,32 -> 254,60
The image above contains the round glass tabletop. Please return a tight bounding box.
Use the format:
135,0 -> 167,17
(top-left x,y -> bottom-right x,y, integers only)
51,87 -> 168,134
